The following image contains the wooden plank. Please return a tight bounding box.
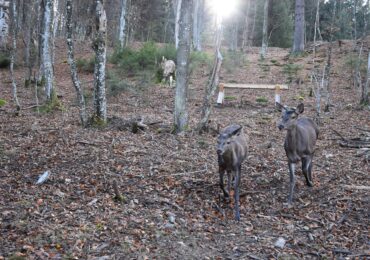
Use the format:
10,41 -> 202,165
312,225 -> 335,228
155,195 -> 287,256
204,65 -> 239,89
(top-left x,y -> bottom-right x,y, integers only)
223,84 -> 289,90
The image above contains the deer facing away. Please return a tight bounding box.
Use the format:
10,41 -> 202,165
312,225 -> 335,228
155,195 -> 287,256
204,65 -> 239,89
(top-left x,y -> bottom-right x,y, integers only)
276,103 -> 319,205
217,124 -> 248,220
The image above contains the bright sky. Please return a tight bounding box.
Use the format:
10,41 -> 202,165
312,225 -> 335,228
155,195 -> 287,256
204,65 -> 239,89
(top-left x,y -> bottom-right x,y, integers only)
208,0 -> 239,19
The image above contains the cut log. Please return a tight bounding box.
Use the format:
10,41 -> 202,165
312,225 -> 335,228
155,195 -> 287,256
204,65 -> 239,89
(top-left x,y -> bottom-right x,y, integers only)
223,84 -> 289,90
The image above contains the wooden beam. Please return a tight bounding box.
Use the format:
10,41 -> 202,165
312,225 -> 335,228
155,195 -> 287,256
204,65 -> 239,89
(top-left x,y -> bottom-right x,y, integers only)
223,84 -> 289,90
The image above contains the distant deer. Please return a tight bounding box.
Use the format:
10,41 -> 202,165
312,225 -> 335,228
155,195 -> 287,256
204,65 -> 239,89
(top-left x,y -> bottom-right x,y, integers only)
161,57 -> 176,87
217,124 -> 248,220
276,103 -> 319,205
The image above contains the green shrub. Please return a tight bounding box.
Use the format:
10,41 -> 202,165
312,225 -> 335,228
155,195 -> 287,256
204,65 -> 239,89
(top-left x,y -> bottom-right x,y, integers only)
256,96 -> 268,103
189,51 -> 212,74
107,71 -> 133,96
157,44 -> 177,62
223,50 -> 248,73
76,57 -> 95,73
0,52 -> 10,68
282,63 -> 303,83
0,99 -> 7,107
343,54 -> 367,75
225,96 -> 237,101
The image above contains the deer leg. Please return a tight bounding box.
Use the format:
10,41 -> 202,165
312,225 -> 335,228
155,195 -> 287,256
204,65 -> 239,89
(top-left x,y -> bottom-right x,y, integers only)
307,157 -> 314,186
288,162 -> 296,204
234,166 -> 241,221
227,170 -> 232,199
302,158 -> 313,187
219,167 -> 229,198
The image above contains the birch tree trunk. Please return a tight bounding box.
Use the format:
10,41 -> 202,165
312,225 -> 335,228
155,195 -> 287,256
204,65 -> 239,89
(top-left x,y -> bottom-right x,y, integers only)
66,0 -> 87,126
0,0 -> 9,49
41,0 -> 55,101
24,0 -> 33,81
93,0 -> 107,123
260,0 -> 269,59
175,0 -> 181,48
174,0 -> 192,133
192,0 -> 203,51
292,0 -> 305,54
10,0 -> 20,113
198,15 -> 223,132
192,0 -> 198,50
118,0 -> 127,48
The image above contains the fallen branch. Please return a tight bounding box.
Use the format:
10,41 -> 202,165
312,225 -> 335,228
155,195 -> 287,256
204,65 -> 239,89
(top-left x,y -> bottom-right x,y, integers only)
342,185 -> 370,191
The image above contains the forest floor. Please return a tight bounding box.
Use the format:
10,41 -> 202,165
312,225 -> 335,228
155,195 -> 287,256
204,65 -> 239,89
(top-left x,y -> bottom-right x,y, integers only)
0,38 -> 369,259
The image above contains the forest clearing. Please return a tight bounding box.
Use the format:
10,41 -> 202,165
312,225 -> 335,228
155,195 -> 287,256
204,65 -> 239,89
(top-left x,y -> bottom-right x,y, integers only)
0,0 -> 370,259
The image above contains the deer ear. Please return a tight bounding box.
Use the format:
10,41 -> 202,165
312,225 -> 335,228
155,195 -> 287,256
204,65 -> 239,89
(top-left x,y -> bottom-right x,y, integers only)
231,126 -> 242,136
296,103 -> 304,114
275,102 -> 285,112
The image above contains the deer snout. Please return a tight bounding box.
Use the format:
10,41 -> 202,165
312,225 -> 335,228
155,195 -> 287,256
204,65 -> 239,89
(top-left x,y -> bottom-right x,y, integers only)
217,148 -> 223,155
278,124 -> 285,130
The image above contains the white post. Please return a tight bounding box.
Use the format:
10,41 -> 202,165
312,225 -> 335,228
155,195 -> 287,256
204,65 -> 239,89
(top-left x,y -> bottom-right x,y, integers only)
217,83 -> 225,105
275,85 -> 281,105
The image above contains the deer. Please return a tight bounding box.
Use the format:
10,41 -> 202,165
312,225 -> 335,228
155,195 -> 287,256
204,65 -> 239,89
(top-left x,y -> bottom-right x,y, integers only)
161,57 -> 176,87
276,102 -> 319,205
217,124 -> 248,221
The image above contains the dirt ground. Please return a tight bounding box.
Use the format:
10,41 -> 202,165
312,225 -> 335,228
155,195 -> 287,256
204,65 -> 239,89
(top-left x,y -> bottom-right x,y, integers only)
0,39 -> 369,259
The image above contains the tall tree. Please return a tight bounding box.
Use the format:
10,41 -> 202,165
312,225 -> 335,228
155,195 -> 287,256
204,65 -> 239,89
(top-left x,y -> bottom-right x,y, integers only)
118,0 -> 127,48
0,0 -> 9,49
260,0 -> 269,58
292,0 -> 305,53
323,0 -> 337,112
66,0 -> 87,126
241,0 -> 251,50
93,0 -> 107,123
41,0 -> 55,101
192,0 -> 204,51
174,0 -> 192,133
174,0 -> 181,48
10,0 -> 20,113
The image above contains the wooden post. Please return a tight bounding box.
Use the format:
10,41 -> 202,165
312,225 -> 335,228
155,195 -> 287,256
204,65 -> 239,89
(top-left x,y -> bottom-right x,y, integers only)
275,85 -> 281,105
217,83 -> 225,105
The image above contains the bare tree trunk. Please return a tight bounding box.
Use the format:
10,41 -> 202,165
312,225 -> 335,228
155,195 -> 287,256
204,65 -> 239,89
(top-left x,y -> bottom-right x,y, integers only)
24,0 -> 32,82
361,53 -> 370,105
93,0 -> 107,123
323,0 -> 337,112
352,0 -> 357,42
241,0 -> 250,51
175,0 -> 181,48
198,15 -> 223,132
66,0 -> 87,126
260,0 -> 269,59
313,0 -> 320,58
118,0 -> 127,48
192,0 -> 204,51
360,0 -> 370,105
249,0 -> 257,47
41,0 -> 55,101
292,0 -> 305,54
174,0 -> 192,133
10,0 -> 20,113
230,16 -> 238,51
0,0 -> 10,49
